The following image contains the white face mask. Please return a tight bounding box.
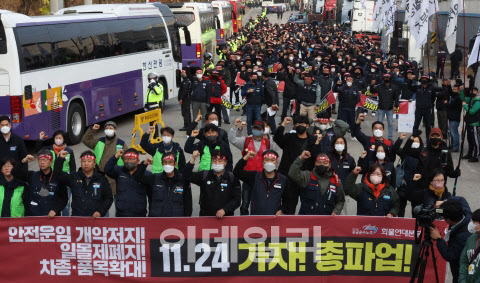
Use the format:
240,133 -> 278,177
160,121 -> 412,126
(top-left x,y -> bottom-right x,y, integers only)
264,127 -> 271,134
163,165 -> 174,174
373,129 -> 383,138
352,62 -> 357,66
319,124 -> 328,131
162,136 -> 172,144
346,82 -> 353,87
376,61 -> 381,65
256,62 -> 261,66
149,79 -> 156,84
338,59 -> 342,62
331,68 -> 336,73
366,56 -> 371,60
376,152 -> 386,160
210,120 -> 219,126
264,162 -> 276,172
289,57 -> 294,61
196,74 -> 203,79
335,144 -> 345,152
411,142 -> 420,149
295,64 -> 300,67
104,129 -> 115,137
1,126 -> 10,134
370,175 -> 382,185
54,139 -> 64,146
468,221 -> 480,234
212,163 -> 225,173
371,68 -> 376,73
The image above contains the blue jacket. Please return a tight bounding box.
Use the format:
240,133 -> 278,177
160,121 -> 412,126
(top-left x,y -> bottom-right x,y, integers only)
242,80 -> 264,105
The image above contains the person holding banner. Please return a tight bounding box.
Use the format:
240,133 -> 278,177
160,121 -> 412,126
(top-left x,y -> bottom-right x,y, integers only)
344,164 -> 400,217
288,151 -> 345,216
314,66 -> 335,117
0,157 -> 28,217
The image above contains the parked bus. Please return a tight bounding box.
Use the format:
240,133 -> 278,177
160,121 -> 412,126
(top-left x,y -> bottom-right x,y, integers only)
212,1 -> 233,45
0,3 -> 186,144
262,0 -> 287,13
167,2 -> 216,70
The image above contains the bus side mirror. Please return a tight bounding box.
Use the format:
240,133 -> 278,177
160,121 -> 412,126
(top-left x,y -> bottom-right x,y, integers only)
176,69 -> 181,86
25,85 -> 32,100
215,16 -> 221,29
183,27 -> 192,46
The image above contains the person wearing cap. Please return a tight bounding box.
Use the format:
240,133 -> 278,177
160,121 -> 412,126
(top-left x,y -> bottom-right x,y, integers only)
288,151 -> 345,216
229,119 -> 276,215
314,66 -> 335,117
0,115 -> 28,174
138,152 -> 192,217
184,149 -> 240,218
178,69 -> 192,131
370,73 -> 399,140
203,53 -> 214,74
53,150 -> 113,218
334,73 -> 360,139
82,121 -> 127,196
12,149 -> 67,217
104,148 -> 150,217
234,149 -> 288,216
185,123 -> 233,172
0,157 -> 29,217
191,69 -> 212,126
145,72 -> 164,114
410,75 -> 443,139
140,126 -> 186,174
242,73 -> 264,135
294,71 -> 322,121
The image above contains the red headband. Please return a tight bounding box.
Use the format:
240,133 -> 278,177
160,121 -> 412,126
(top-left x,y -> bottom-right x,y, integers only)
124,152 -> 139,159
38,154 -> 52,161
162,155 -> 175,162
316,155 -> 330,163
318,118 -> 329,123
263,153 -> 278,160
212,155 -> 227,161
81,155 -> 95,161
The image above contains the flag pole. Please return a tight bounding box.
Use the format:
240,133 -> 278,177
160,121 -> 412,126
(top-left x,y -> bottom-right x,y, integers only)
462,0 -> 467,84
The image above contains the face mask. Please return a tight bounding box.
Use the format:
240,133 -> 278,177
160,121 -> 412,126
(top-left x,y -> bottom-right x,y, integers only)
395,72 -> 399,76
196,74 -> 203,79
421,80 -> 428,85
124,162 -> 137,171
370,175 -> 382,185
105,129 -> 115,137
432,181 -> 444,189
411,142 -> 420,149
54,139 -> 64,146
319,124 -> 328,131
212,163 -> 225,173
335,144 -> 345,152
315,165 -> 328,175
371,68 -> 376,73
323,73 -> 329,77
257,72 -> 262,76
149,79 -> 156,84
264,127 -> 271,134
296,126 -> 307,135
376,152 -> 386,160
162,136 -> 172,144
338,59 -> 342,62
430,137 -> 441,146
289,57 -> 294,61
256,62 -> 261,66
210,120 -> 219,126
384,79 -> 390,84
331,68 -> 336,73
376,61 -> 381,65
0,126 -> 10,134
355,72 -> 361,77
295,64 -> 300,67
263,162 -> 276,172
373,129 -> 383,138
252,129 -> 263,137
206,135 -> 217,143
346,82 -> 353,87
352,62 -> 357,66
468,221 -> 480,234
366,56 -> 371,60
163,165 -> 174,174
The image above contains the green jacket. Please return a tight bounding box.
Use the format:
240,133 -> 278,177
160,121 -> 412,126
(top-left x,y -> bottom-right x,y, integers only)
459,234 -> 480,283
464,96 -> 480,126
288,157 -> 345,215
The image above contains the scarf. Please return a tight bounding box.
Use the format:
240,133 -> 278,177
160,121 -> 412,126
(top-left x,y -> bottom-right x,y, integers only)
163,142 -> 174,152
53,144 -> 65,155
429,184 -> 445,199
364,175 -> 386,199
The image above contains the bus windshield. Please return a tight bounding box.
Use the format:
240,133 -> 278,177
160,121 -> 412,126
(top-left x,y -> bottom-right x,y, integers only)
0,18 -> 6,54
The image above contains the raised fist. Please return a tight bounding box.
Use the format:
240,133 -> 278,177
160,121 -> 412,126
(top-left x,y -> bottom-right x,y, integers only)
353,166 -> 362,174
92,124 -> 101,130
299,151 -> 311,160
191,130 -> 200,137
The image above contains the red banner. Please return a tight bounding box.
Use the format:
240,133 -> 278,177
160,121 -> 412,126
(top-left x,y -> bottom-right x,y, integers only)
0,216 -> 447,282
235,73 -> 246,86
394,100 -> 409,115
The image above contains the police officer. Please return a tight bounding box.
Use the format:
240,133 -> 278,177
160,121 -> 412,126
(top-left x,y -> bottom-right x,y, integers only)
233,149 -> 288,216
104,148 -> 149,217
184,150 -> 241,218
145,72 -> 164,138
52,150 -> 113,218
288,151 -> 345,216
178,70 -> 192,131
203,53 -> 215,73
13,150 -> 67,217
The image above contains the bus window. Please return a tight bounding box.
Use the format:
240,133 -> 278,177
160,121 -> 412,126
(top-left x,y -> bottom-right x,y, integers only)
15,26 -> 53,72
173,13 -> 195,27
79,22 -> 111,59
0,20 -> 6,54
48,24 -> 84,65
107,20 -> 136,55
151,19 -> 168,49
132,18 -> 154,52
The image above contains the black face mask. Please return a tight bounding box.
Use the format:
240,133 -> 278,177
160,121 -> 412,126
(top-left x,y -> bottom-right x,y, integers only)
421,80 -> 428,85
355,73 -> 361,77
384,80 -> 390,84
251,79 -> 257,84
430,137 -> 441,146
315,165 -> 329,176
296,126 -> 307,135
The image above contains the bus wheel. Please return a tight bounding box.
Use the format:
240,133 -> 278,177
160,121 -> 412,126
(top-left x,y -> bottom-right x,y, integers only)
67,102 -> 86,145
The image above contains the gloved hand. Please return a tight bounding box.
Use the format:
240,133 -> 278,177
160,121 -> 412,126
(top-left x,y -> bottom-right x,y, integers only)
148,82 -> 156,89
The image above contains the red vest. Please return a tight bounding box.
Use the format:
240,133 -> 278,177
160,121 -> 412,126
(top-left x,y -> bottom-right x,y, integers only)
243,136 -> 270,172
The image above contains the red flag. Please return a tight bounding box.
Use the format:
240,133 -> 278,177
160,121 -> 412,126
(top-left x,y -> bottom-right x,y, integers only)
326,90 -> 336,105
272,62 -> 279,73
235,73 -> 246,86
356,94 -> 367,107
395,101 -> 409,114
277,81 -> 285,92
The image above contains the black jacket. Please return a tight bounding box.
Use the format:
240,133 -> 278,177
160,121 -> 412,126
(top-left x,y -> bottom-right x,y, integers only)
184,136 -> 233,171
178,77 -> 192,101
418,141 -> 458,185
263,78 -> 279,107
334,84 -> 360,110
0,175 -> 29,217
448,90 -> 464,122
186,122 -> 229,144
184,162 -> 241,216
53,157 -> 113,217
140,133 -> 186,172
314,74 -> 335,98
372,83 -> 400,110
0,132 -> 27,173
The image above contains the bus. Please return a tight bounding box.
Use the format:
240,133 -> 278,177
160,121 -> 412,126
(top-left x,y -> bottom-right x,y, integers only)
229,0 -> 242,34
261,0 -> 287,13
212,1 -> 233,45
0,3 -> 186,144
167,3 -> 216,70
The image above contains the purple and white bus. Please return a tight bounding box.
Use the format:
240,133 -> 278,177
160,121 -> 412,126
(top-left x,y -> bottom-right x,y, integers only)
0,3 -> 187,144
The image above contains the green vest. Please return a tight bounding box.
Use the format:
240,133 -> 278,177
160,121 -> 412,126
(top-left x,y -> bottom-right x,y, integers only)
198,145 -> 221,171
0,185 -> 25,218
93,140 -> 124,166
50,150 -> 70,173
219,52 -> 226,61
147,83 -> 164,104
152,151 -> 180,173
202,62 -> 215,73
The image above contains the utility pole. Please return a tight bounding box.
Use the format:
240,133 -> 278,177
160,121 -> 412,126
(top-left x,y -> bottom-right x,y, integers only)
50,0 -> 64,13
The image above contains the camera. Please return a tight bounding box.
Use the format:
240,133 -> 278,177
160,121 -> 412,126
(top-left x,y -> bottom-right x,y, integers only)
413,205 -> 443,228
